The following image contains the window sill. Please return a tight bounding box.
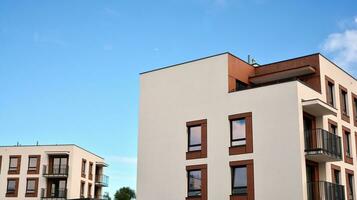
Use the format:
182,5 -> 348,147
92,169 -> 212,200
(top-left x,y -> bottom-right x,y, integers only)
186,150 -> 206,160
27,169 -> 39,174
229,145 -> 252,155
341,114 -> 350,123
230,194 -> 248,200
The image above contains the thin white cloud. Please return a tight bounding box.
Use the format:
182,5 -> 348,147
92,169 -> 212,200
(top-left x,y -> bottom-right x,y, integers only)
106,155 -> 137,165
322,17 -> 357,75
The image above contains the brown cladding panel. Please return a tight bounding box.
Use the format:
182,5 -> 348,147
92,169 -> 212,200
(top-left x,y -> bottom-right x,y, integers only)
228,54 -> 255,92
254,54 -> 321,92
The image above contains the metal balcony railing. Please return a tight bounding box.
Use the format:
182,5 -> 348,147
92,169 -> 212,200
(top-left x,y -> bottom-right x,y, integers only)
41,188 -> 67,199
43,164 -> 68,177
307,181 -> 345,200
95,174 -> 109,187
304,129 -> 342,161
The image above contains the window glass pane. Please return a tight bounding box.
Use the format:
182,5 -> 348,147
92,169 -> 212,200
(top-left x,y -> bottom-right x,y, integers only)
234,167 -> 247,187
347,132 -> 351,155
188,170 -> 201,196
189,126 -> 201,146
27,180 -> 35,191
29,158 -> 37,168
232,119 -> 246,146
7,180 -> 16,191
10,158 -> 18,168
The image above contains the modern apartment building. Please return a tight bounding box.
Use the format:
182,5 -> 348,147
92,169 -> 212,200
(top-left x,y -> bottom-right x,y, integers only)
138,52 -> 357,200
0,144 -> 109,200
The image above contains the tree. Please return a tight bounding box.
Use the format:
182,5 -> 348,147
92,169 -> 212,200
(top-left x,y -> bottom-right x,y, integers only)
114,187 -> 136,200
103,192 -> 112,200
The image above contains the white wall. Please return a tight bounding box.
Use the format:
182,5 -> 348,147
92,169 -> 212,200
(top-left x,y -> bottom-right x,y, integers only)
138,54 -> 306,200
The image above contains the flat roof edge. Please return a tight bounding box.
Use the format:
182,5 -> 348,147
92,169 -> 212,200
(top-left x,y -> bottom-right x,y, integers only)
139,52 -> 231,75
0,144 -> 104,160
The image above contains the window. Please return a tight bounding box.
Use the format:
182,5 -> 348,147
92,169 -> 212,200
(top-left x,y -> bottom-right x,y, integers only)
81,159 -> 87,178
236,80 -> 248,91
331,164 -> 341,185
28,155 -> 40,174
340,85 -> 350,122
325,76 -> 335,106
231,118 -> 246,146
352,93 -> 357,126
89,162 -> 93,180
8,155 -> 21,174
229,112 -> 253,155
343,126 -> 353,165
186,164 -> 207,200
0,156 -> 2,173
6,178 -> 19,197
230,160 -> 254,199
25,178 -> 38,197
232,166 -> 247,195
186,119 -> 207,160
80,181 -> 85,198
51,156 -> 68,175
88,183 -> 92,198
188,170 -> 201,197
188,126 -> 202,151
346,170 -> 355,200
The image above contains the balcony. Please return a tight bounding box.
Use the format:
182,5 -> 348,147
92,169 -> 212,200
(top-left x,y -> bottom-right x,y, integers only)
302,99 -> 337,117
304,129 -> 342,162
43,165 -> 68,178
307,181 -> 345,200
40,188 -> 67,199
95,174 -> 109,187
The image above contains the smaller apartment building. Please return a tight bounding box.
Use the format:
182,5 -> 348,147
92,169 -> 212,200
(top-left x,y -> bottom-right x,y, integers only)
0,144 -> 109,200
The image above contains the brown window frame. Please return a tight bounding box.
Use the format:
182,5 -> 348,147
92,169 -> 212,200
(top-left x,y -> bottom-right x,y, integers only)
346,169 -> 355,200
25,178 -> 39,197
325,76 -> 336,107
229,112 -> 253,155
0,155 -> 2,173
27,155 -> 41,174
8,155 -> 21,174
80,181 -> 85,198
352,93 -> 357,127
88,183 -> 92,198
343,126 -> 353,165
331,164 -> 341,184
339,85 -> 350,123
89,162 -> 93,180
81,159 -> 87,178
6,178 -> 19,197
186,119 -> 207,160
186,164 -> 207,200
328,119 -> 338,135
230,159 -> 254,200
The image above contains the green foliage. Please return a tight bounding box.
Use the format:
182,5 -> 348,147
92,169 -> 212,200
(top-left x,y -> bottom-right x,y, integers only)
114,187 -> 136,200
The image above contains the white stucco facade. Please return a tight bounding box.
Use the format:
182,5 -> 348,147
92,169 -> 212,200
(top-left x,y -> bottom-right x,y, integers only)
138,53 -> 357,200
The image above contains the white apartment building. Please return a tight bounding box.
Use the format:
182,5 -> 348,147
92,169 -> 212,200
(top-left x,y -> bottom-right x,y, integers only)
0,144 -> 108,200
138,52 -> 357,200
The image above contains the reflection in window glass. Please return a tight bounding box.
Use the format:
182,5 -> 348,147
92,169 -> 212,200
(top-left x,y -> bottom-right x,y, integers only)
232,167 -> 247,195
26,180 -> 36,193
188,170 -> 201,197
189,126 -> 201,151
232,119 -> 246,146
7,180 -> 16,192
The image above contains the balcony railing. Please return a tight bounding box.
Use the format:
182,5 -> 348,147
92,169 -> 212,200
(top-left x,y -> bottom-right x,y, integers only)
43,164 -> 68,177
307,181 -> 345,200
95,174 -> 109,187
40,188 -> 67,199
304,129 -> 342,162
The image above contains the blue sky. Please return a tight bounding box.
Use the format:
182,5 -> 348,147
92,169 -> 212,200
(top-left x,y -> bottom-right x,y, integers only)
0,0 -> 356,196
